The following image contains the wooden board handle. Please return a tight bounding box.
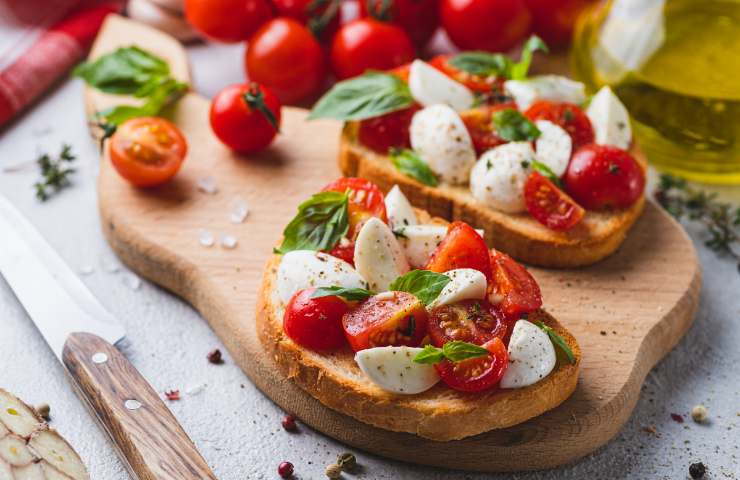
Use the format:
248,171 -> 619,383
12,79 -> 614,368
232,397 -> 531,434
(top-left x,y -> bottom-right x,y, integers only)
62,332 -> 217,480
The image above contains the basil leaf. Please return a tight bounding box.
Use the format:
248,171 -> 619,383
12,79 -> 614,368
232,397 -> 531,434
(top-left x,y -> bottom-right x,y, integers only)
389,270 -> 450,306
448,51 -> 511,77
530,160 -> 562,187
413,344 -> 446,364
536,321 -> 575,364
390,149 -> 438,187
311,286 -> 375,301
96,78 -> 187,126
493,108 -> 541,142
276,191 -> 349,254
308,72 -> 413,121
74,46 -> 170,94
413,341 -> 489,364
509,35 -> 549,80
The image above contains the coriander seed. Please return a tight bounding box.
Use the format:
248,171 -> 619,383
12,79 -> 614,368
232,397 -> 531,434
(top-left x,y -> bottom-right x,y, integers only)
689,462 -> 706,479
691,404 -> 708,423
337,452 -> 356,471
325,463 -> 342,479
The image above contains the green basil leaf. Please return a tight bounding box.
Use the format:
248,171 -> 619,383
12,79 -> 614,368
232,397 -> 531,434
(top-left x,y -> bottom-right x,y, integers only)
536,321 -> 575,364
509,35 -> 549,81
276,191 -> 349,254
441,340 -> 490,362
311,286 -> 375,301
530,160 -> 562,187
493,108 -> 541,142
448,51 -> 511,77
96,78 -> 187,126
308,72 -> 413,121
74,46 -> 170,94
413,344 -> 446,364
390,149 -> 438,187
389,270 -> 450,306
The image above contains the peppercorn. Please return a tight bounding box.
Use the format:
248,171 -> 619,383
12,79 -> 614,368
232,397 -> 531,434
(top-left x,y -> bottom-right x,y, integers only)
691,404 -> 708,423
207,349 -> 224,364
281,414 -> 297,432
35,403 -> 50,421
689,462 -> 706,479
337,452 -> 356,471
277,461 -> 294,478
325,463 -> 341,479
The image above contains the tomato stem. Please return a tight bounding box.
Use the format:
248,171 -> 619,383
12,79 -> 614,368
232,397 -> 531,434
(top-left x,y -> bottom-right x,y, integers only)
243,86 -> 280,133
306,0 -> 341,38
365,0 -> 393,22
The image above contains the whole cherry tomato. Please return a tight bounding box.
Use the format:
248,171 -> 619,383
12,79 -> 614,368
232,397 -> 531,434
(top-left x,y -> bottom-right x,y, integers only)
440,0 -> 531,52
358,105 -> 419,154
185,0 -> 272,42
342,291 -> 428,351
330,18 -> 415,80
360,0 -> 439,48
283,288 -> 349,350
210,83 -> 282,153
525,100 -> 594,150
426,221 -> 493,281
435,338 -> 508,392
429,55 -> 506,95
564,144 -> 645,210
322,177 -> 388,237
524,171 -> 585,230
488,249 -> 542,318
246,18 -> 327,104
524,0 -> 596,48
109,117 -> 187,187
271,0 -> 342,41
460,103 -> 516,155
428,299 -> 511,347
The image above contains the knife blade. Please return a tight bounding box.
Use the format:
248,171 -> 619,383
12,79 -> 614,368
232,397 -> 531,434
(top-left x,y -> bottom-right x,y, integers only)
0,194 -> 217,480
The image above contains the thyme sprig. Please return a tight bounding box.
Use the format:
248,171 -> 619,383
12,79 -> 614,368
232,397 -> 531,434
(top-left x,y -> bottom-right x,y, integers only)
655,173 -> 740,272
33,144 -> 76,201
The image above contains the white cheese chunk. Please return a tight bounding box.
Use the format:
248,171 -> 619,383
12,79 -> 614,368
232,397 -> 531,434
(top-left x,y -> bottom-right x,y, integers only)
408,59 -> 475,112
385,185 -> 418,230
586,86 -> 632,150
355,346 -> 440,394
504,75 -> 587,110
534,120 -> 572,177
354,217 -> 410,291
277,250 -> 367,305
469,142 -> 536,213
500,320 -> 557,389
430,269 -> 487,308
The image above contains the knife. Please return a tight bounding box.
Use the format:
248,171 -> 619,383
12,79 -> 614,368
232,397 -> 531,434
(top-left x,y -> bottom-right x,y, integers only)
0,195 -> 217,480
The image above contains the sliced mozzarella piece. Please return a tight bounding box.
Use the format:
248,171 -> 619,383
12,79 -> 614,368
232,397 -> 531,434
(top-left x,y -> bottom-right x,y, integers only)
430,269 -> 487,308
500,320 -> 557,388
355,346 -> 440,394
587,86 -> 632,150
277,250 -> 367,305
470,142 -> 536,213
504,75 -> 587,110
394,225 -> 447,268
385,185 -> 418,230
410,105 -> 476,185
354,217 -> 410,291
408,59 -> 475,112
534,120 -> 572,177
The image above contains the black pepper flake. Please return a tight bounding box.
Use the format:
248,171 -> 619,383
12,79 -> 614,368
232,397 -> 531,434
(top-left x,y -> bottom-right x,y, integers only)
207,349 -> 224,364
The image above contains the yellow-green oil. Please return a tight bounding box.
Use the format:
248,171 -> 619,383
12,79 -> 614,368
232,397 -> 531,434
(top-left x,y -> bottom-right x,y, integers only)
571,0 -> 740,184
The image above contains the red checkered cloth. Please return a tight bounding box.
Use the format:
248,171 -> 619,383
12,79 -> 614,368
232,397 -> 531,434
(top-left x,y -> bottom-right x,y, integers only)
0,0 -> 123,129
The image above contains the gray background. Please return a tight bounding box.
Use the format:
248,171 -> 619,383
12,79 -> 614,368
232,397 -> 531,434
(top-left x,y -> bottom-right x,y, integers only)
1,42 -> 739,479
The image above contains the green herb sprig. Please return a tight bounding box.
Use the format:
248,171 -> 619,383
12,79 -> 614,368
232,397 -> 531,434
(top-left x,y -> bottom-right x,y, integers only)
413,341 -> 489,364
530,160 -> 561,187
33,144 -> 76,202
390,148 -> 438,187
448,35 -> 548,81
492,108 -> 541,142
389,270 -> 450,306
536,321 -> 575,364
276,191 -> 349,254
311,286 -> 375,301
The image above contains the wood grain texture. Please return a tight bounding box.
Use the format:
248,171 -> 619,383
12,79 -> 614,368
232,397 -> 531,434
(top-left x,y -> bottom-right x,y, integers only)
86,16 -> 702,472
62,333 -> 217,480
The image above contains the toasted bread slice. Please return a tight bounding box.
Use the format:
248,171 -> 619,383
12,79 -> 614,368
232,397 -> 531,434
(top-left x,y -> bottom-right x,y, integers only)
339,122 -> 646,268
256,211 -> 581,441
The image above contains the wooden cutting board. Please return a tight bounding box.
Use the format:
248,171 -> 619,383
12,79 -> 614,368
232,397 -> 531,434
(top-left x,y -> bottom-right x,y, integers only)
86,15 -> 702,472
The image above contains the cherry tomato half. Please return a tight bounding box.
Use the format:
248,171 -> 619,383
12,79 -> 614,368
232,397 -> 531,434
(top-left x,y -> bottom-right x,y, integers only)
246,18 -> 327,104
564,144 -> 645,210
283,288 -> 349,350
272,0 -> 342,41
109,117 -> 187,187
440,0 -> 531,52
358,105 -> 419,154
185,0 -> 272,43
524,171 -> 585,230
524,101 -> 594,150
330,18 -> 415,80
488,249 -> 542,318
429,55 -> 506,95
426,221 -> 493,281
435,337 -> 508,392
210,83 -> 282,153
342,291 -> 428,351
360,0 -> 439,48
322,177 -> 388,237
428,299 -> 510,347
327,239 -> 356,266
460,103 -> 516,155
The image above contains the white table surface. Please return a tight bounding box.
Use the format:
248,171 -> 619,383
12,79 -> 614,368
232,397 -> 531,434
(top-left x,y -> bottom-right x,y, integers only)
1,41 -> 739,480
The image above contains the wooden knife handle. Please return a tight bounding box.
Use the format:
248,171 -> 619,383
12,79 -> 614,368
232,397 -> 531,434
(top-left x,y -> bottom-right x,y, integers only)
62,332 -> 217,480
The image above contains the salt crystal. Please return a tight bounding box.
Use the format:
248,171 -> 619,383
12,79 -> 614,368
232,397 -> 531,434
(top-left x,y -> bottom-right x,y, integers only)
197,176 -> 218,194
100,255 -> 121,273
123,272 -> 142,290
79,265 -> 94,275
220,234 -> 238,249
229,197 -> 249,224
199,229 -> 215,247
186,383 -> 207,396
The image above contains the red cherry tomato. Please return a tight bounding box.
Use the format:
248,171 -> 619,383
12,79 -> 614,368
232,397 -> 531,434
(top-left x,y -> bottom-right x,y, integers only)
524,0 -> 596,48
428,299 -> 510,347
283,288 -> 349,350
330,18 -> 415,80
210,83 -> 282,153
426,221 -> 493,281
524,171 -> 585,230
358,105 -> 419,154
342,291 -> 428,351
429,55 -> 506,95
524,101 -> 594,150
440,0 -> 531,52
185,0 -> 272,43
271,0 -> 342,41
327,240 -> 355,266
245,18 -> 327,104
109,117 -> 187,187
488,249 -> 542,318
322,177 -> 388,236
564,144 -> 645,210
360,0 -> 439,48
460,103 -> 516,155
435,338 -> 508,392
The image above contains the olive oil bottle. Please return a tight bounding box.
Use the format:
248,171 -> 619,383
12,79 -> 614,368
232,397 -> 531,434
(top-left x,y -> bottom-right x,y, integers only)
571,0 -> 740,184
